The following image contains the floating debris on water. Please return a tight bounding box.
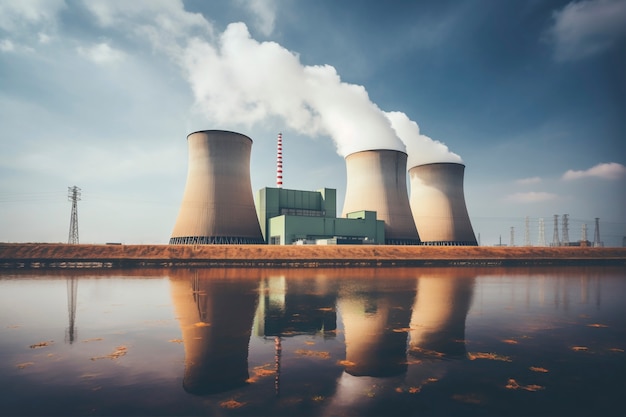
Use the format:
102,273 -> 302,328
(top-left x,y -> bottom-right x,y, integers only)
29,341 -> 53,349
409,346 -> 445,358
467,352 -> 511,362
502,339 -> 518,344
529,366 -> 549,373
16,362 -> 34,369
505,378 -> 545,391
392,327 -> 412,333
294,349 -> 330,359
91,345 -> 127,360
220,399 -> 245,409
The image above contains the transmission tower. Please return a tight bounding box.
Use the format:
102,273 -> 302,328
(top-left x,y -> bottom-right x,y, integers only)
524,216 -> 531,246
593,217 -> 602,247
538,218 -> 545,246
68,186 -> 81,244
552,214 -> 560,247
510,227 -> 515,247
561,214 -> 569,246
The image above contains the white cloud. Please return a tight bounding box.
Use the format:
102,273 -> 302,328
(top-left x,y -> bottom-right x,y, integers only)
82,0 -> 212,37
0,0 -> 66,31
550,0 -> 626,61
562,162 -> 626,180
516,176 -> 542,185
77,42 -> 125,65
38,32 -> 52,44
505,192 -> 559,203
0,39 -> 15,52
238,0 -> 277,36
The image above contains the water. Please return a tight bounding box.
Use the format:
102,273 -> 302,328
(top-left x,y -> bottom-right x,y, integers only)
1,266 -> 624,416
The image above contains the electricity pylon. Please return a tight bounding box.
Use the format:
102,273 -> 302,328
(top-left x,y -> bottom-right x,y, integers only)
68,186 -> 81,244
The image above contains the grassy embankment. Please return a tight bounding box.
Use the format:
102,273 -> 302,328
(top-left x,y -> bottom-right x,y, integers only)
1,243 -> 624,269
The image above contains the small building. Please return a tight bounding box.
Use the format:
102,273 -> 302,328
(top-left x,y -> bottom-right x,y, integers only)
255,187 -> 385,245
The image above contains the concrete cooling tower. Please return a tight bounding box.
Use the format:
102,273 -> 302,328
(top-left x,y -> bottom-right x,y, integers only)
342,150 -> 420,245
408,163 -> 477,246
170,130 -> 265,244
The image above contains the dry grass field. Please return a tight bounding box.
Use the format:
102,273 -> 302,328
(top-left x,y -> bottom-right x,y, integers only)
1,243 -> 625,262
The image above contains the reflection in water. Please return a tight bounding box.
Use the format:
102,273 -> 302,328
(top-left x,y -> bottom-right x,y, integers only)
0,266 -> 623,416
325,270 -> 476,416
254,274 -> 338,395
169,269 -> 259,395
409,274 -> 475,359
338,271 -> 415,377
66,276 -> 78,343
254,275 -> 337,338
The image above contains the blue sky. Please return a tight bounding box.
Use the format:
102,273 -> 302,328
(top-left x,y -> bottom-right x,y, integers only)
0,0 -> 624,246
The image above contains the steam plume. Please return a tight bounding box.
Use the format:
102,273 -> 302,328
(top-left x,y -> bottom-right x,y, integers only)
181,22 -> 407,157
384,111 -> 462,168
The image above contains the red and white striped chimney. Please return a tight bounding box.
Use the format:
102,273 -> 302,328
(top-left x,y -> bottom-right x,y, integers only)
276,132 -> 283,188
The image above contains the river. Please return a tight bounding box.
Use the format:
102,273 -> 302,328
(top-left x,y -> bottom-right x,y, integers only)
1,266 -> 624,416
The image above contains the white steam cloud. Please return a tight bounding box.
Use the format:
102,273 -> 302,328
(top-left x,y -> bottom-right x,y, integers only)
82,2 -> 462,162
180,22 -> 403,157
384,111 -> 463,167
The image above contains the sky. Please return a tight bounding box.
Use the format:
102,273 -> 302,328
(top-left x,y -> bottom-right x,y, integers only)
0,0 -> 624,246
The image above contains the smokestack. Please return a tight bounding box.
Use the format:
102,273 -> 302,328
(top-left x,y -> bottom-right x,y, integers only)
276,133 -> 283,188
170,130 -> 265,244
408,163 -> 477,246
342,149 -> 420,245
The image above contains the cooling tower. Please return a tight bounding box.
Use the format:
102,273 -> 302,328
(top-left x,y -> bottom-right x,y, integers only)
170,130 -> 264,244
408,162 -> 477,245
342,150 -> 420,245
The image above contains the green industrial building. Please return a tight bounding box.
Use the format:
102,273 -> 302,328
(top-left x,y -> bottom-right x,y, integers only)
255,187 -> 385,245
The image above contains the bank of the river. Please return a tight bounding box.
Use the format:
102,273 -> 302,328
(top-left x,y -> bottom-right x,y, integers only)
1,243 -> 624,269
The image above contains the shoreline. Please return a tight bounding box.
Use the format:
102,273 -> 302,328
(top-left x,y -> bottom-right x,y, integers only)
1,243 -> 625,269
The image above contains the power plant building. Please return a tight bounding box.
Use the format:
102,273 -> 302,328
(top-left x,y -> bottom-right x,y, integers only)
408,162 -> 477,246
256,187 -> 385,245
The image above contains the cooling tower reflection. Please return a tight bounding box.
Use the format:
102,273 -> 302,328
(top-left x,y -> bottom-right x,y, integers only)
326,269 -> 475,415
169,269 -> 260,395
337,271 -> 416,377
409,273 -> 475,359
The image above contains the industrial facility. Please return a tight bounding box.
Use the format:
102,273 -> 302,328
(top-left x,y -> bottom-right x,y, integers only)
169,130 -> 478,246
